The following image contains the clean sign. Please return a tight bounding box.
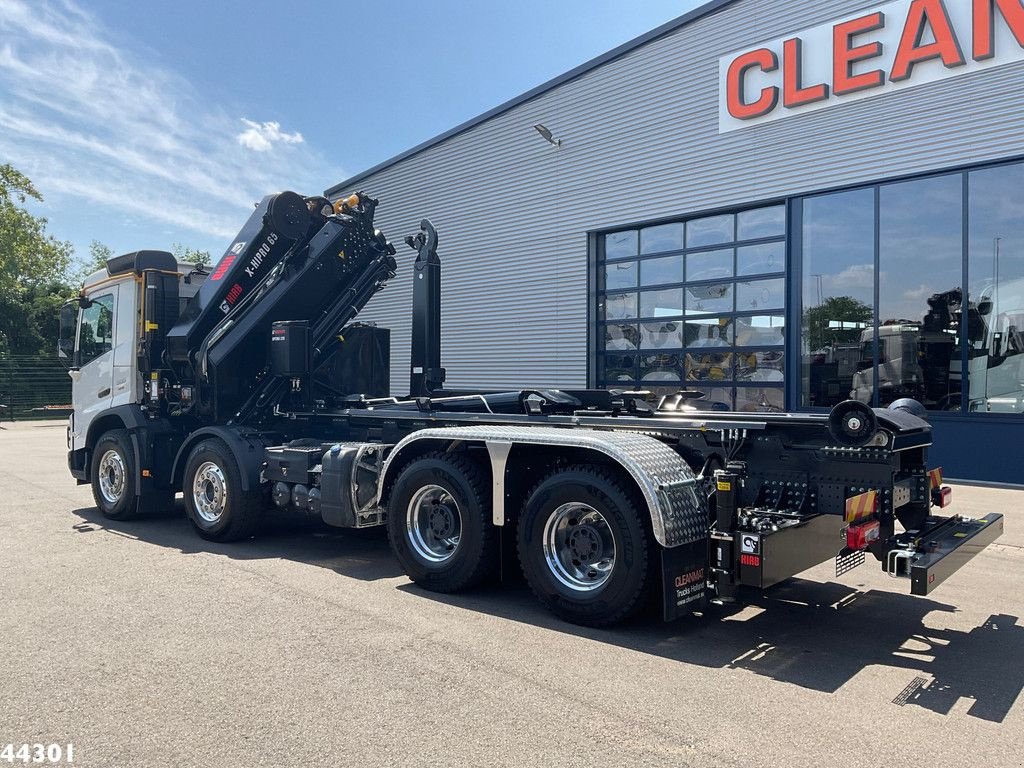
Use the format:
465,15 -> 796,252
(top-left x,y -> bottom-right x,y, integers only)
719,0 -> 1024,132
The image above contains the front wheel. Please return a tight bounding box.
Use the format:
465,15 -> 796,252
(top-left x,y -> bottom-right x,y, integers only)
90,429 -> 138,520
182,438 -> 264,541
517,466 -> 653,627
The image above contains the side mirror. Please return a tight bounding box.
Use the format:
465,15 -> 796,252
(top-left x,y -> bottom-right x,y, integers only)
77,296 -> 93,309
57,300 -> 78,369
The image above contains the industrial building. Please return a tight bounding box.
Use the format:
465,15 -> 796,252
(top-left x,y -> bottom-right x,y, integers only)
327,0 -> 1024,482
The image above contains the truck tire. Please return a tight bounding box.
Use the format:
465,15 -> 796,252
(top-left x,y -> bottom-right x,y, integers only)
182,438 -> 264,542
90,429 -> 138,520
517,466 -> 653,627
387,452 -> 497,593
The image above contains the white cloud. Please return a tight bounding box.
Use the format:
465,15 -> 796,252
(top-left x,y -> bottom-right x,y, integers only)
903,284 -> 934,302
237,119 -> 305,152
823,263 -> 875,293
0,0 -> 343,247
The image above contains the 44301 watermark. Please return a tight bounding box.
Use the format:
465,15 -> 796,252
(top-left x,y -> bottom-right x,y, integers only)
0,745 -> 75,764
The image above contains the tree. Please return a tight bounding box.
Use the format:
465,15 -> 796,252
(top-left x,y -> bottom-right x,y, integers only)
0,164 -> 75,356
803,296 -> 873,352
172,242 -> 210,267
68,240 -> 115,285
0,164 -> 73,295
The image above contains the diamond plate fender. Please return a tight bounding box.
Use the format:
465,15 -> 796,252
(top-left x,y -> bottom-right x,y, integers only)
378,425 -> 708,548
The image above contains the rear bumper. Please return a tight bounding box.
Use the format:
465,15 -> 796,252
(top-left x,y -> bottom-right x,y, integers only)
887,514 -> 1004,595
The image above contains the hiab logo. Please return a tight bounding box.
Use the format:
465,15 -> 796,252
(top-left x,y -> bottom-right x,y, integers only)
219,283 -> 244,314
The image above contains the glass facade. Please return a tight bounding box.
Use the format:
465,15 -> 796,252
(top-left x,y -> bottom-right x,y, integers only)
596,204 -> 786,411
595,158 -> 1024,424
800,160 -> 1024,416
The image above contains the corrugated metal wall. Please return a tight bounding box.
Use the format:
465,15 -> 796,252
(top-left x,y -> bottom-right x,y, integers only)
335,0 -> 1024,395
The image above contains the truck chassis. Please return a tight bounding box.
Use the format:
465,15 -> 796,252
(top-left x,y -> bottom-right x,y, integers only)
61,192 -> 1003,627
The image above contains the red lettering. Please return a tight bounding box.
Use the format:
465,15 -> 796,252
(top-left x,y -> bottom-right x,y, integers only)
974,0 -> 1024,60
783,37 -> 830,108
833,12 -> 887,95
891,0 -> 966,81
727,48 -> 779,120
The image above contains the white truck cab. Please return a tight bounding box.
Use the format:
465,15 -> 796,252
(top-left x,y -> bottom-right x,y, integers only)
59,253 -> 205,496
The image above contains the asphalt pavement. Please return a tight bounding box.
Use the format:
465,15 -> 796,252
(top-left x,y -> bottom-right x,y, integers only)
2,419 -> 1023,767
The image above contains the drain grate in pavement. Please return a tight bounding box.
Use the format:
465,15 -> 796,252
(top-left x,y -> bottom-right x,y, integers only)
893,676 -> 929,706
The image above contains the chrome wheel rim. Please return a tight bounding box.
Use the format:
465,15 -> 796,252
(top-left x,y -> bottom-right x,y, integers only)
542,502 -> 616,592
97,449 -> 125,505
406,484 -> 462,563
192,461 -> 227,523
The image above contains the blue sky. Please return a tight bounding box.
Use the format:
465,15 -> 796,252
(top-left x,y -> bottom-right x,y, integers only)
0,0 -> 702,267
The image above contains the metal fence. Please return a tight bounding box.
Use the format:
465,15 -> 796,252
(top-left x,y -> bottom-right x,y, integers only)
0,355 -> 72,421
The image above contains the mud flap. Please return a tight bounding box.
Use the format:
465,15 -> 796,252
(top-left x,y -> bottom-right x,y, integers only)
661,539 -> 709,620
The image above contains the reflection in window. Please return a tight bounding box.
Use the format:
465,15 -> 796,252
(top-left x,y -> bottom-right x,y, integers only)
603,324 -> 638,351
736,315 -> 784,346
686,283 -> 733,315
688,317 -> 733,347
640,223 -> 684,254
736,350 -> 785,382
801,189 -> 875,408
736,278 -> 785,312
640,321 -> 683,349
640,255 -> 683,286
604,261 -> 637,291
641,353 -> 683,382
597,205 -> 786,409
640,288 -> 683,318
602,293 -> 637,320
876,175 -> 963,411
687,214 -> 734,248
687,351 -> 732,382
689,387 -> 734,411
687,249 -> 733,281
736,387 -> 784,412
605,230 -> 637,260
969,162 -> 1024,414
737,242 -> 784,276
600,353 -> 636,384
738,206 -> 786,241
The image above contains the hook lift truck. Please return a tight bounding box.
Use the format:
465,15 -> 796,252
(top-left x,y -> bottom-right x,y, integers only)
58,191 -> 1003,626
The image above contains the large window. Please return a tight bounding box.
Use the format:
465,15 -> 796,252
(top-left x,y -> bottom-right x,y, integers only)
801,160 -> 1024,415
969,164 -> 1024,414
597,205 -> 786,411
801,189 -> 875,409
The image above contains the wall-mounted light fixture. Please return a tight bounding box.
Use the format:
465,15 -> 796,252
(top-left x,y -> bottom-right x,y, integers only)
533,123 -> 562,148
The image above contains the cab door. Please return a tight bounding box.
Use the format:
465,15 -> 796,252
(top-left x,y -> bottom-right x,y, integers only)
71,286 -> 118,450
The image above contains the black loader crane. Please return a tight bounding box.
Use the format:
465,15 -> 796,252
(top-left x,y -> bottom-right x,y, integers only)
60,191 -> 1003,627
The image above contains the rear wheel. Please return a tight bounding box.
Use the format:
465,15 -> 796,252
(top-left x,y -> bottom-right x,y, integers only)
183,438 -> 264,541
518,466 -> 653,627
387,452 -> 497,592
90,429 -> 137,520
